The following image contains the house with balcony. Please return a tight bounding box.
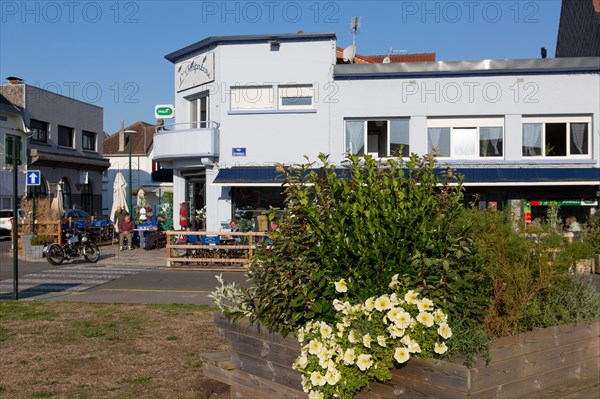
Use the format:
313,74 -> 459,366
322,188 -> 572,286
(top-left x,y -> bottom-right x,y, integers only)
0,78 -> 109,216
102,121 -> 173,217
159,32 -> 599,231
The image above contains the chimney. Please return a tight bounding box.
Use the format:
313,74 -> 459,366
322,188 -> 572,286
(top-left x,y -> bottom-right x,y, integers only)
6,76 -> 24,84
118,120 -> 125,152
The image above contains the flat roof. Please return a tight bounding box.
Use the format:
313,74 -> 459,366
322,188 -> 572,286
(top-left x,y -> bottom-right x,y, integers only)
164,32 -> 336,63
334,57 -> 600,79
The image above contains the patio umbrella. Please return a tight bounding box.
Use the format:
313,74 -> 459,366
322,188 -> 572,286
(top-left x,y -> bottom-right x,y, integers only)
51,181 -> 64,218
110,172 -> 128,230
137,189 -> 147,221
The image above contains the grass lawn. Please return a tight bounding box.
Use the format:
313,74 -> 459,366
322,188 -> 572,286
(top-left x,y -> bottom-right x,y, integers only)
0,301 -> 230,398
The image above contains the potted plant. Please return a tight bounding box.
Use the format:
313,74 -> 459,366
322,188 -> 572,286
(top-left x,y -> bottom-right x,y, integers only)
210,153 -> 600,399
586,212 -> 600,273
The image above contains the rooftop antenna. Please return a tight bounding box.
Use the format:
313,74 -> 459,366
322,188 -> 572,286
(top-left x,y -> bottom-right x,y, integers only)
342,16 -> 361,64
383,47 -> 408,63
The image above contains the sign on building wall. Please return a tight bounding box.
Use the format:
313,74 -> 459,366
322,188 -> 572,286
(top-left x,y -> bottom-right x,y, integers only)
175,52 -> 215,92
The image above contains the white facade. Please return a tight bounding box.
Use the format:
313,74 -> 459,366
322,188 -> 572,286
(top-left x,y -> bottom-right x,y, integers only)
158,33 -> 600,231
0,102 -> 27,209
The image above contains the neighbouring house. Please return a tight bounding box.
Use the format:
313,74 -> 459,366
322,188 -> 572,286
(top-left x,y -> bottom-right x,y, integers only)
102,121 -> 173,218
0,77 -> 109,216
0,88 -> 28,209
556,0 -> 600,57
155,32 -> 599,232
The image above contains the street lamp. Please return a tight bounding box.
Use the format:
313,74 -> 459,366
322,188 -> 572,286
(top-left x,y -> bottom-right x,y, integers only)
124,129 -> 137,213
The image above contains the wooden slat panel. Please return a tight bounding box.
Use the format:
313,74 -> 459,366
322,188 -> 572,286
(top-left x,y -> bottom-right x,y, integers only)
388,372 -> 469,399
483,322 -> 599,365
232,352 -> 303,391
215,314 -> 300,348
203,363 -> 307,399
222,329 -> 301,368
470,338 -> 599,391
389,358 -> 469,393
471,357 -> 600,399
167,257 -> 248,264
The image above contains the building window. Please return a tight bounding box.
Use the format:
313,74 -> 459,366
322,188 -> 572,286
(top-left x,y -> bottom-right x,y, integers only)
189,94 -> 209,128
82,131 -> 96,151
230,86 -> 274,111
278,85 -> 313,109
522,116 -> 590,158
345,119 -> 409,157
30,119 -> 48,143
60,179 -> 71,209
427,118 -> 504,158
58,125 -> 74,148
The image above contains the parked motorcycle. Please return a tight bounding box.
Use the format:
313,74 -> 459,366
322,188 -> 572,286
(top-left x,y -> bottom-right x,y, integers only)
43,231 -> 100,265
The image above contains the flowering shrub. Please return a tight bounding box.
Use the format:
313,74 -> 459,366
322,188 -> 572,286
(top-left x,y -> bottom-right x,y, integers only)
293,276 -> 452,399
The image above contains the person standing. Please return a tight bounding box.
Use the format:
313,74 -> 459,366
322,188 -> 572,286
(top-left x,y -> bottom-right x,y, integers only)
118,215 -> 135,250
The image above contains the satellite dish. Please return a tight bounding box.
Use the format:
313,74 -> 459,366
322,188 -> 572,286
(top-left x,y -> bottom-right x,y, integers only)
343,45 -> 355,63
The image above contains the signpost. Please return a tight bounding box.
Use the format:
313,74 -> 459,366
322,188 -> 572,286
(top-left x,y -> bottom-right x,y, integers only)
154,104 -> 175,119
27,170 -> 41,186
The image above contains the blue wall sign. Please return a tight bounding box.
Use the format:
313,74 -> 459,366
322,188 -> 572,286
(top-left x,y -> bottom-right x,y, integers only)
27,170 -> 41,186
232,147 -> 246,157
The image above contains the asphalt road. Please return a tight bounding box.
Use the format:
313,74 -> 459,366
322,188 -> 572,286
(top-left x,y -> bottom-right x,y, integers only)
0,239 -> 249,305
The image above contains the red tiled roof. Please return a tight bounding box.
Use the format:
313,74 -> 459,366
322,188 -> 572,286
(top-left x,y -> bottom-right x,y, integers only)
336,47 -> 436,64
103,121 -> 159,156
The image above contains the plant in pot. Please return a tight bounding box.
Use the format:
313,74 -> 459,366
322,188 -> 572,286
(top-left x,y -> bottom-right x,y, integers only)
211,153 -> 600,399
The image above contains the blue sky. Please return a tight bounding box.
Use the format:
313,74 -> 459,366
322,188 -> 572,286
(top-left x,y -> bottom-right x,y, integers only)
1,0 -> 562,135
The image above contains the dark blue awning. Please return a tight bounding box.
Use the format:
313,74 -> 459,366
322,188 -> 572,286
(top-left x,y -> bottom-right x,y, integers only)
212,166 -> 600,185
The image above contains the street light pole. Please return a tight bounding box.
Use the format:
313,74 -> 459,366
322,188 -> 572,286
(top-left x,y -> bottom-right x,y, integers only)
124,129 -> 137,213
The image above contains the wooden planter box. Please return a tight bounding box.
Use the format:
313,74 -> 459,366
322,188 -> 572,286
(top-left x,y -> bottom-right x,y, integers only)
204,315 -> 599,399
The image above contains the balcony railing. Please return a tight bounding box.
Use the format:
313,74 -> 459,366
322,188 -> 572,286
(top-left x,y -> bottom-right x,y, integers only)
153,121 -> 220,162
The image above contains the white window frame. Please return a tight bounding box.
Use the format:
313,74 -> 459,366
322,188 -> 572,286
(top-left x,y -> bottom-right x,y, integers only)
521,116 -> 592,159
427,117 -> 505,159
189,92 -> 210,128
278,85 -> 314,110
344,118 -> 410,158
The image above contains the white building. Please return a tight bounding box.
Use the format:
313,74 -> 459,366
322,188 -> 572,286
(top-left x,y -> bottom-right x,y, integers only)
0,91 -> 28,209
156,32 -> 600,231
102,121 -> 173,218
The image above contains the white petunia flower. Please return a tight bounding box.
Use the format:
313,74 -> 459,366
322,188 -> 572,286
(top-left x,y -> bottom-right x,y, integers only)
394,311 -> 412,329
417,298 -> 434,313
356,354 -> 373,371
334,279 -> 348,293
433,309 -> 448,324
333,299 -> 345,311
375,295 -> 392,311
362,334 -> 372,348
309,391 -> 324,399
364,297 -> 376,311
308,339 -> 323,355
343,348 -> 356,365
434,341 -> 448,354
325,369 -> 341,385
348,330 -> 359,344
437,323 -> 453,339
294,354 -> 309,370
319,323 -> 333,339
388,274 -> 400,289
404,290 -> 419,304
387,325 -> 405,338
416,312 -> 435,327
310,371 -> 327,386
394,347 -> 410,363
377,335 -> 387,347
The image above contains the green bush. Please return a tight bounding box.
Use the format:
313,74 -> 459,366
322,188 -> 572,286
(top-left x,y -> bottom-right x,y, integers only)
585,211 -> 600,254
466,208 -> 600,338
247,153 -> 491,337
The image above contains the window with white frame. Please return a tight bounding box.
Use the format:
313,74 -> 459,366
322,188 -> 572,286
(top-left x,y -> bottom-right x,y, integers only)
58,125 -> 74,148
189,93 -> 209,128
230,86 -> 274,111
522,116 -> 591,158
30,119 -> 48,143
427,118 -> 504,158
278,85 -> 313,109
345,119 -> 410,157
82,130 -> 96,151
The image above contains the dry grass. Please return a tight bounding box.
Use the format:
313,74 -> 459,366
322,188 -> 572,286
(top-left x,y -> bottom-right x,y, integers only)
0,301 -> 230,399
